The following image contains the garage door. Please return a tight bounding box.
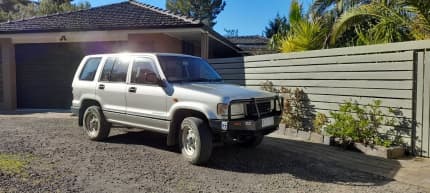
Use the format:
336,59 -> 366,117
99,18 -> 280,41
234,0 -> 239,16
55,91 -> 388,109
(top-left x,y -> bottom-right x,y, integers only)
16,42 -> 126,109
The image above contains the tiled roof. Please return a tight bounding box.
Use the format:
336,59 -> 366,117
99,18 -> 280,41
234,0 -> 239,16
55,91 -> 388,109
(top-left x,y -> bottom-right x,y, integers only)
227,35 -> 274,55
227,35 -> 269,45
0,0 -> 203,34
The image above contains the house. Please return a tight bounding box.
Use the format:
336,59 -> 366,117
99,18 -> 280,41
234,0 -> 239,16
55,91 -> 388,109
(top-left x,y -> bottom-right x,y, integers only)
0,0 -> 242,110
227,35 -> 275,55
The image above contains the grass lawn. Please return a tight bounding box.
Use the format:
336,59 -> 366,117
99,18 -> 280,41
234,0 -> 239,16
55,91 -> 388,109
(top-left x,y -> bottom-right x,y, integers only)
0,153 -> 32,175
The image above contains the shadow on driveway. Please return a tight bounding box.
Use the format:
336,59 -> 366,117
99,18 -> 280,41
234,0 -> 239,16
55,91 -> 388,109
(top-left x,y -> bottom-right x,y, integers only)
104,130 -> 401,186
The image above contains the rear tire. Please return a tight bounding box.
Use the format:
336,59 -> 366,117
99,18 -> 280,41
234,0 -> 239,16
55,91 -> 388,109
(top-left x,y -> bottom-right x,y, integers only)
82,106 -> 111,141
237,135 -> 264,148
179,117 -> 213,165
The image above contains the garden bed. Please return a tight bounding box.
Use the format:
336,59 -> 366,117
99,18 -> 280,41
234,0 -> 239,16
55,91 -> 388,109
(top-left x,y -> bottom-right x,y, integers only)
353,143 -> 405,159
278,124 -> 332,145
277,124 -> 405,159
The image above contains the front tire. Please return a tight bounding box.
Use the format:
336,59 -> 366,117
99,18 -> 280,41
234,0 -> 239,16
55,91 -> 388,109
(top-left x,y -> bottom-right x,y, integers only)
179,117 -> 213,165
83,106 -> 111,141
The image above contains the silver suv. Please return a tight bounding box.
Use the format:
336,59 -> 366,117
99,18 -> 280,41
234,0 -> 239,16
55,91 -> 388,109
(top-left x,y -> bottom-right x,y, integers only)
71,53 -> 282,164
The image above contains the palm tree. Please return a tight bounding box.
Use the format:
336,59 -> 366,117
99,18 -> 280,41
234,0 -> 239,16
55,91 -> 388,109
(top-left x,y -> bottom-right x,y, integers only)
311,0 -> 368,17
404,0 -> 430,39
331,0 -> 430,45
280,19 -> 328,52
268,0 -> 303,50
276,0 -> 328,52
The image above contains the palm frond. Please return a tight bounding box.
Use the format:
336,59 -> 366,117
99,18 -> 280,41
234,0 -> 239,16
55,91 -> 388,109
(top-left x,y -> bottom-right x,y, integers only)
280,20 -> 328,52
289,0 -> 304,24
311,0 -> 337,16
402,0 -> 430,39
331,2 -> 410,45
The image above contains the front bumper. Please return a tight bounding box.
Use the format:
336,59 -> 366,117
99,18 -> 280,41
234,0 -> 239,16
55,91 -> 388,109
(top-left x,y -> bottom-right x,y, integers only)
209,114 -> 282,135
209,96 -> 283,135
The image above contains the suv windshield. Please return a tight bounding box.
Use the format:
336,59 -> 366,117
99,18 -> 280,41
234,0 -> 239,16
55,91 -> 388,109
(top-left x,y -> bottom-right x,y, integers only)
157,55 -> 222,83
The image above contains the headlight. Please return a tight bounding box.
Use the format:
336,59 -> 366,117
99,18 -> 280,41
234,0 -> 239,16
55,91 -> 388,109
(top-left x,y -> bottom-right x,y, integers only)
217,103 -> 229,116
217,103 -> 245,119
230,103 -> 245,119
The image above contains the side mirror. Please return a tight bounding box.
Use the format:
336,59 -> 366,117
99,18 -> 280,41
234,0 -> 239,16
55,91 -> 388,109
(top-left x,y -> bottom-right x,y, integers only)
145,72 -> 168,88
158,79 -> 168,88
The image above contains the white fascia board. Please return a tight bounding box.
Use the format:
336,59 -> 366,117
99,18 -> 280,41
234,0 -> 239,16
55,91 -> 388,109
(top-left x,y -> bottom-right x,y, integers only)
0,28 -> 202,44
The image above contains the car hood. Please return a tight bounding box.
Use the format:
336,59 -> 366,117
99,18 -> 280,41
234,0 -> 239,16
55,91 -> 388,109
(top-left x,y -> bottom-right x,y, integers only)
173,82 -> 275,101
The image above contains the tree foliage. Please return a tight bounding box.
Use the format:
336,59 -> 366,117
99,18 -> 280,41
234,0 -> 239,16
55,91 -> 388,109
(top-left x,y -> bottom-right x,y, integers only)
331,0 -> 430,45
270,0 -> 328,53
267,0 -> 430,52
36,0 -> 90,15
280,19 -> 328,52
0,0 -> 90,22
0,0 -> 31,21
264,14 -> 289,38
311,0 -> 367,18
166,0 -> 226,27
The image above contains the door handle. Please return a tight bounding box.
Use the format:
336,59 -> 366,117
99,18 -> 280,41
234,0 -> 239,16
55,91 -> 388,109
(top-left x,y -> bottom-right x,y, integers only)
129,87 -> 137,93
98,84 -> 105,90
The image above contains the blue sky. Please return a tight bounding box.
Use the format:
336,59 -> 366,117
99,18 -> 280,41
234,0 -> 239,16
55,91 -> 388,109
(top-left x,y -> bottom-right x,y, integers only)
76,0 -> 312,36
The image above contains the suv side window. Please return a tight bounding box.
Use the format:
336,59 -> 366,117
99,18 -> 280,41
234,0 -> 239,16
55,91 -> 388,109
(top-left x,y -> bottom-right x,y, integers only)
100,57 -> 130,82
130,57 -> 159,85
79,57 -> 102,81
110,57 -> 130,82
100,57 -> 115,82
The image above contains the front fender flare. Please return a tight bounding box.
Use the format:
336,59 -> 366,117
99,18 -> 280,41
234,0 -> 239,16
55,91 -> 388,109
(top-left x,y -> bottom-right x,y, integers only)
168,101 -> 218,120
166,102 -> 218,146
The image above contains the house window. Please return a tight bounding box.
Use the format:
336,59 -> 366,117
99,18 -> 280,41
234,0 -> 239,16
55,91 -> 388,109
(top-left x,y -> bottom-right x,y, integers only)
79,57 -> 102,81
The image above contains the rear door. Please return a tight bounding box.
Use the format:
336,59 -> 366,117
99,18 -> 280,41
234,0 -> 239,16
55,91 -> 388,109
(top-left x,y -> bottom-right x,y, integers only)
96,56 -> 130,121
125,56 -> 168,132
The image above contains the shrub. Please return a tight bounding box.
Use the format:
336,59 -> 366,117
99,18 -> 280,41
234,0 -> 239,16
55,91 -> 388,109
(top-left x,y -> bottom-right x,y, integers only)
326,100 -> 402,147
313,112 -> 328,134
260,81 -> 313,130
281,87 -> 308,130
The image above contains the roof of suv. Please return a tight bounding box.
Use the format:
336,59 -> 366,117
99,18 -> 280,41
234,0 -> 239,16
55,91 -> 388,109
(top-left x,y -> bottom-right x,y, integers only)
85,53 -> 200,58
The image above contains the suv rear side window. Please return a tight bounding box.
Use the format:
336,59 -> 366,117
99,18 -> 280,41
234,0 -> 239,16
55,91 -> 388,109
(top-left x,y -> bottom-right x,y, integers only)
100,57 -> 130,82
100,57 -> 115,82
79,57 -> 102,81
